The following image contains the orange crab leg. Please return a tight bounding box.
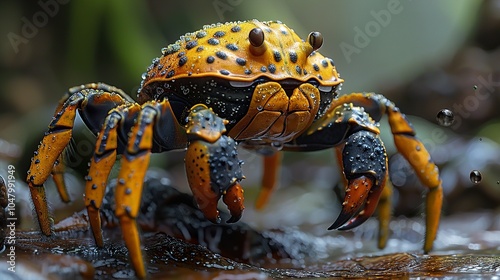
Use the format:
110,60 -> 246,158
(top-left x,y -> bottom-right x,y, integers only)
84,111 -> 121,247
114,104 -> 157,279
387,108 -> 442,252
376,179 -> 393,249
255,152 -> 282,210
27,83 -> 132,236
27,93 -> 84,235
51,153 -> 70,203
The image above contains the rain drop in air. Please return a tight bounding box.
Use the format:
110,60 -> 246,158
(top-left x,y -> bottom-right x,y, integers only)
470,170 -> 482,184
436,109 -> 455,127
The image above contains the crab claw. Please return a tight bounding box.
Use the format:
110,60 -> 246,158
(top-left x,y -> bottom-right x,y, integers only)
222,182 -> 245,223
329,176 -> 373,230
331,175 -> 385,230
184,105 -> 246,224
329,130 -> 388,231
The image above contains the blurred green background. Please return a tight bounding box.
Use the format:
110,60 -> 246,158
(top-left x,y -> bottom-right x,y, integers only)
1,0 -> 499,228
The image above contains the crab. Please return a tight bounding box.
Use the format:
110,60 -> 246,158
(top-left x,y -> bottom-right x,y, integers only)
27,20 -> 443,278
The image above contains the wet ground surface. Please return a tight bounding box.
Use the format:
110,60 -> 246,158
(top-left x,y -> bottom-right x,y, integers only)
2,215 -> 500,279
1,172 -> 499,279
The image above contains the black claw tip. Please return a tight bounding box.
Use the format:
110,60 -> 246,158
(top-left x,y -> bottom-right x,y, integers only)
226,214 -> 241,224
337,215 -> 370,231
328,210 -> 353,230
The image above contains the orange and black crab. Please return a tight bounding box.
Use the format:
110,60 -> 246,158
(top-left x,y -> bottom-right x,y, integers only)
26,20 -> 442,278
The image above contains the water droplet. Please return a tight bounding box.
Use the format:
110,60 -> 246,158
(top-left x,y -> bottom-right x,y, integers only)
436,109 -> 455,127
473,85 -> 478,90
256,105 -> 263,111
496,181 -> 499,185
470,170 -> 482,184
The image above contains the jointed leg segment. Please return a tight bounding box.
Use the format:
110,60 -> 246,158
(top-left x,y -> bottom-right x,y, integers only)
26,83 -> 132,236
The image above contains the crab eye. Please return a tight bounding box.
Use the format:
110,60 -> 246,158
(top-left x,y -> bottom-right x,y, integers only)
248,27 -> 267,56
249,27 -> 265,47
307,31 -> 323,51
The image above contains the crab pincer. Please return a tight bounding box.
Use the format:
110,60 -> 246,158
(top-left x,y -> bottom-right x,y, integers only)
185,105 -> 245,224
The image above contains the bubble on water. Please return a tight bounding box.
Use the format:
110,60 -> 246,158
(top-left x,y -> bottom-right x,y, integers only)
470,170 -> 482,184
436,109 -> 455,127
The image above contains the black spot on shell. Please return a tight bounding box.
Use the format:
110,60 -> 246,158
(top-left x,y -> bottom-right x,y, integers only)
214,31 -> 225,38
321,59 -> 328,67
167,70 -> 175,78
196,31 -> 207,38
303,69 -> 308,75
196,46 -> 204,52
313,64 -> 320,71
329,58 -> 335,66
208,38 -> 219,45
260,66 -> 267,73
231,25 -> 241,32
295,65 -> 301,75
179,56 -> 188,67
244,69 -> 252,75
273,50 -> 282,62
186,40 -> 198,50
177,51 -> 185,58
220,69 -> 230,75
236,57 -> 246,66
226,43 -> 238,51
318,75 -> 323,80
206,56 -> 215,63
281,29 -> 288,35
216,51 -> 227,60
289,51 -> 298,63
268,64 -> 276,73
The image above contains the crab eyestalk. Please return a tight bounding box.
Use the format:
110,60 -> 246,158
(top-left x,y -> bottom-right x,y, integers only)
185,104 -> 246,224
248,27 -> 267,56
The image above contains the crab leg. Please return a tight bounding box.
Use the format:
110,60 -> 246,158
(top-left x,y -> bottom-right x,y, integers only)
51,153 -> 70,203
376,180 -> 393,249
27,92 -> 85,235
84,110 -> 122,246
114,104 -> 158,279
386,106 -> 442,252
255,152 -> 282,210
185,104 -> 245,224
26,83 -> 132,236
